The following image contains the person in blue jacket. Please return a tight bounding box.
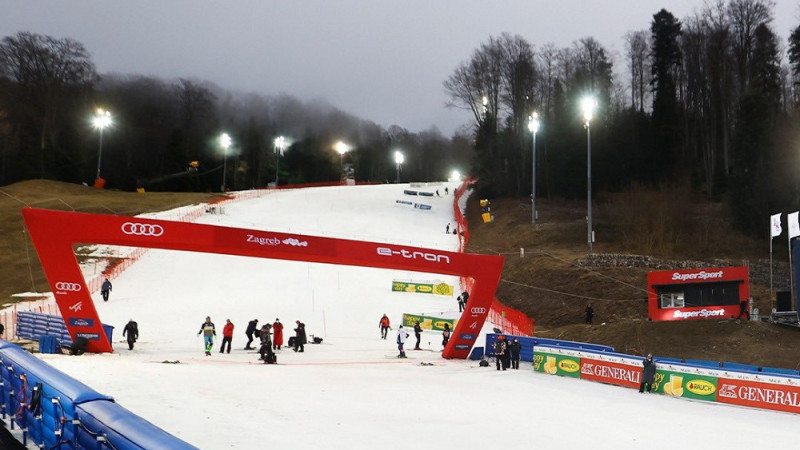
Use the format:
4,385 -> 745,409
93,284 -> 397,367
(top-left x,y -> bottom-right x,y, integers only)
101,278 -> 112,302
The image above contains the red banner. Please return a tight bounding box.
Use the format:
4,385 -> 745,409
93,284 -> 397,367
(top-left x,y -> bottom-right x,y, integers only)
580,358 -> 642,389
716,378 -> 800,414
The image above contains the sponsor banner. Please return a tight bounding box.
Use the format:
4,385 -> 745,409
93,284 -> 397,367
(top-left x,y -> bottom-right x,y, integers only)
68,318 -> 94,327
669,307 -> 728,320
652,370 -> 718,401
459,333 -> 476,341
392,280 -> 453,296
403,190 -> 419,196
402,313 -> 456,332
580,358 -> 641,388
418,192 -> 434,197
395,200 -> 413,206
533,350 -> 580,378
716,378 -> 800,414
414,203 -> 432,210
76,332 -> 101,341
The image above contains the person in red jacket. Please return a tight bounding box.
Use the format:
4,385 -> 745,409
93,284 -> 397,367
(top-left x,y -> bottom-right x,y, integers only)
219,319 -> 234,354
379,314 -> 391,339
272,318 -> 284,350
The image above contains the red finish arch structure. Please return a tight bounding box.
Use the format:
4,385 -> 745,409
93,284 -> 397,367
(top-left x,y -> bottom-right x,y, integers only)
22,207 -> 504,358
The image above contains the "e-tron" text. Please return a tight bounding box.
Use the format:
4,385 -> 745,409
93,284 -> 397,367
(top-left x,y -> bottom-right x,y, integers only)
376,247 -> 450,264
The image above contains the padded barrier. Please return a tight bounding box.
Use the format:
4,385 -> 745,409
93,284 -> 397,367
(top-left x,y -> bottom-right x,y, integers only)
0,341 -> 197,449
484,334 -> 615,362
17,311 -> 72,347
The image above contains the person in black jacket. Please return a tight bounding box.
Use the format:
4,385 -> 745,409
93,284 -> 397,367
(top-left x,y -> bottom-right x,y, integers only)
413,321 -> 423,350
508,338 -> 522,369
639,354 -> 656,393
244,319 -> 258,349
293,320 -> 307,352
101,278 -> 112,302
493,336 -> 507,371
584,303 -> 594,325
258,324 -> 275,363
122,319 -> 138,350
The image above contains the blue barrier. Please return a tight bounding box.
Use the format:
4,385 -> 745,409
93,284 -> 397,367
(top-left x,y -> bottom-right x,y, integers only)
514,336 -> 800,378
17,312 -> 115,350
0,341 -> 197,449
485,334 -> 615,362
17,312 -> 72,347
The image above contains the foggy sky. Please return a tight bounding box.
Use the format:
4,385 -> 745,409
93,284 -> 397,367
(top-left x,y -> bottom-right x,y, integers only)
2,1 -> 798,135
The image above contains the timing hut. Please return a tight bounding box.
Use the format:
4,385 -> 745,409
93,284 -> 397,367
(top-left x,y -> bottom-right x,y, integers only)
647,266 -> 749,321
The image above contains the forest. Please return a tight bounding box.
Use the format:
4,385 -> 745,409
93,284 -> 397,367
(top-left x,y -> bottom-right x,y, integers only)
1,0 -> 799,235
445,1 -> 800,236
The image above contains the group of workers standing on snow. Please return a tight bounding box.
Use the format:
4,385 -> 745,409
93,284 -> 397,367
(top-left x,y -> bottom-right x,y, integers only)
379,314 -> 452,358
197,316 -> 307,364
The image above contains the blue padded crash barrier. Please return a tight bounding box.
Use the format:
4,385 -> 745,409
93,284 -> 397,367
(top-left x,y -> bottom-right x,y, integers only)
0,341 -> 197,449
485,334 -> 615,362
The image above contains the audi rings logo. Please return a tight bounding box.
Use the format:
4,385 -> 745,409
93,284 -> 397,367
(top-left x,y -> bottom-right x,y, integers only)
122,222 -> 164,237
470,307 -> 487,314
55,282 -> 81,292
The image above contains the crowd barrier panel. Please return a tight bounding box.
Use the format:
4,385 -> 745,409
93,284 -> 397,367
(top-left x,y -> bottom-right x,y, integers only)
0,342 -> 197,449
531,341 -> 800,415
16,312 -> 73,347
485,334 -> 615,362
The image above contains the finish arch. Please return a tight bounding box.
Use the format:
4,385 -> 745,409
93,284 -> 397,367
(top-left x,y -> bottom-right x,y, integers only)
22,207 -> 504,358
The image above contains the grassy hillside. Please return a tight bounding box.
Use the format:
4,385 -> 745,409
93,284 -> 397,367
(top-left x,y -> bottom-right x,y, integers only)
465,191 -> 800,370
0,180 -> 222,302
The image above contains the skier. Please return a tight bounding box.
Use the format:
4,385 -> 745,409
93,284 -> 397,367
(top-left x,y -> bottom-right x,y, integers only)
197,316 -> 216,356
219,319 -> 234,354
442,323 -> 451,348
508,338 -> 522,369
101,278 -> 112,302
396,325 -> 409,358
445,223 -> 450,234
379,314 -> 391,339
494,335 -> 507,371
293,320 -> 307,353
585,303 -> 594,325
413,321 -> 422,350
272,318 -> 284,350
258,323 -> 276,363
122,319 -> 138,351
639,354 -> 656,393
444,187 -> 449,195
244,319 -> 258,349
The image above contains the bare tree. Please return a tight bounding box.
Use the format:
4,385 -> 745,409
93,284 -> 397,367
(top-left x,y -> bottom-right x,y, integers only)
537,43 -> 558,118
0,31 -> 96,177
624,30 -> 651,111
728,0 -> 775,92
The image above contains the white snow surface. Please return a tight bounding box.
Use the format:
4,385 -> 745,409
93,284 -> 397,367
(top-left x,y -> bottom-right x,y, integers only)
34,184 -> 798,449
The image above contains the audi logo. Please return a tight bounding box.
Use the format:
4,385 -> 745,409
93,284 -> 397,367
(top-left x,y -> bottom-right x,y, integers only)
55,282 -> 82,292
470,307 -> 487,314
122,222 -> 164,237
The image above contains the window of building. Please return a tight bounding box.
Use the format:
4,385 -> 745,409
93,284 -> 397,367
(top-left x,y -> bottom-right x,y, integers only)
660,292 -> 684,309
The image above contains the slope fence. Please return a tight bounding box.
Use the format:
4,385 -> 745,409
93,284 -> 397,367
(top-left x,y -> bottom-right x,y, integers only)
453,179 -> 534,336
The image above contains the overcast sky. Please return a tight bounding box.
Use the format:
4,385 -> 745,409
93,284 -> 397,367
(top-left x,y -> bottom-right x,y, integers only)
3,1 -> 798,136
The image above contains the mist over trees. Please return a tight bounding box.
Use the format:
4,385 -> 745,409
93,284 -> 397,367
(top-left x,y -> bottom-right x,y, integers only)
444,0 -> 800,235
0,32 -> 473,193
